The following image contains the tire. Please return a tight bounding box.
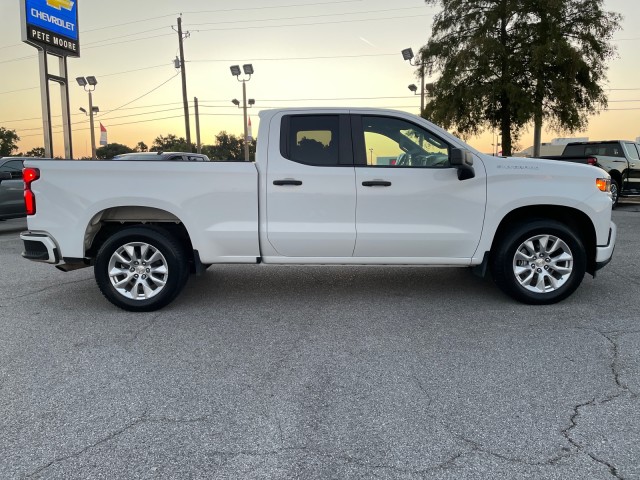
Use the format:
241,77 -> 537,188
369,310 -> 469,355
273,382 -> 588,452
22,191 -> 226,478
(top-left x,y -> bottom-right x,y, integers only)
490,220 -> 586,305
94,226 -> 189,312
610,179 -> 620,208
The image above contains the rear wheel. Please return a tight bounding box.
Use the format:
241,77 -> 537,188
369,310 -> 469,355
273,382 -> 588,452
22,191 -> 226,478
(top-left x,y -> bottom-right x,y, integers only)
95,226 -> 189,311
490,220 -> 586,304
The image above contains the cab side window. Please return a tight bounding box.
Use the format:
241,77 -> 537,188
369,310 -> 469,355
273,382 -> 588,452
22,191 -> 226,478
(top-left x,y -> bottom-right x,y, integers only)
357,116 -> 450,168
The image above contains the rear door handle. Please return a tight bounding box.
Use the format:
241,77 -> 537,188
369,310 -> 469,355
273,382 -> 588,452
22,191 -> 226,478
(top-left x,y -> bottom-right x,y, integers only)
273,179 -> 302,186
362,180 -> 392,187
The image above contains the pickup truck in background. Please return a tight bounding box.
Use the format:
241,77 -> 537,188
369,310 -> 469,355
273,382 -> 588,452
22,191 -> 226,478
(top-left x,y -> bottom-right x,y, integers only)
541,140 -> 640,206
0,157 -> 26,220
20,108 -> 616,311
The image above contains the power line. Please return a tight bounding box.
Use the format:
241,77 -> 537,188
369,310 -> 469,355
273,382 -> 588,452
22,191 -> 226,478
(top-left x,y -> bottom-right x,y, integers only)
98,73 -> 180,120
187,6 -> 427,27
193,13 -> 431,32
0,63 -> 171,96
189,53 -> 397,63
182,0 -> 364,16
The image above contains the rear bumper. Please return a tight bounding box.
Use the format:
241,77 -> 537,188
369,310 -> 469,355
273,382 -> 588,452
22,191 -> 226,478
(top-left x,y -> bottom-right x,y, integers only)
20,231 -> 60,264
595,222 -> 616,271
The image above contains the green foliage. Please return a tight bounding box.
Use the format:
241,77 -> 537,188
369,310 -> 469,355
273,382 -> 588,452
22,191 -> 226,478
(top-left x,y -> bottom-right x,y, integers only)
201,131 -> 256,161
150,134 -> 194,153
135,141 -> 148,152
420,0 -> 621,155
96,143 -> 134,159
24,147 -> 45,157
0,127 -> 20,156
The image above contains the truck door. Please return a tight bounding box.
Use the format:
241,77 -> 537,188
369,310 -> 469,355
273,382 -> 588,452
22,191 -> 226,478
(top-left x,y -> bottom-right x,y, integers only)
265,114 -> 356,257
622,142 -> 640,192
351,114 -> 486,259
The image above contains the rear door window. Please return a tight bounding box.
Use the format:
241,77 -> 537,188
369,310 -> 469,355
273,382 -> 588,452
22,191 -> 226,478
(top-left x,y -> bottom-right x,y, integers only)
623,143 -> 640,161
280,115 -> 348,166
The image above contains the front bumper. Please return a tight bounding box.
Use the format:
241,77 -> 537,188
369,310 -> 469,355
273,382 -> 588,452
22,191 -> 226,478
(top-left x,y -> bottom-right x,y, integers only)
595,221 -> 616,271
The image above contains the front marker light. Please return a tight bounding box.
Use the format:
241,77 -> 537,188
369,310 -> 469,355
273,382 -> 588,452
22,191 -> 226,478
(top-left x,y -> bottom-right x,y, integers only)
596,178 -> 610,193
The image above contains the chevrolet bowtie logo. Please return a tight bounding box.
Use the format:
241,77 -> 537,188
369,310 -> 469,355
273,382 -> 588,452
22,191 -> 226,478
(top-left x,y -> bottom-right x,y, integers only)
46,0 -> 74,11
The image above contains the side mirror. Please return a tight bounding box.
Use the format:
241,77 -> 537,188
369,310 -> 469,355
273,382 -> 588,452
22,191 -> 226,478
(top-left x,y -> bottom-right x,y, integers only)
450,148 -> 475,180
0,171 -> 11,183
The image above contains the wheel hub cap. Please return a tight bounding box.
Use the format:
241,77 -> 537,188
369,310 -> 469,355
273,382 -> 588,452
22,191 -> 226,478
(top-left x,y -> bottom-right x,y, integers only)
107,242 -> 169,300
512,234 -> 574,294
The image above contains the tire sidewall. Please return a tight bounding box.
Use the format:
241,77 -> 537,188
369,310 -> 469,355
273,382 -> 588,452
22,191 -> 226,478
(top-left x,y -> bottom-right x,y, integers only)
611,179 -> 619,208
492,220 -> 587,305
95,226 -> 187,311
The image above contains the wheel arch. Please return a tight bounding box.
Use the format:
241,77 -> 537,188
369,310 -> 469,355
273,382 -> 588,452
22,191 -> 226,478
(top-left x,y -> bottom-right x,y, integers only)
84,206 -> 195,266
490,205 -> 597,275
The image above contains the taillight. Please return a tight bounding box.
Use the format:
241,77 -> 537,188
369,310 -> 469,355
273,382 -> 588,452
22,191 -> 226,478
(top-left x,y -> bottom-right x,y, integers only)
587,157 -> 598,166
23,167 -> 40,215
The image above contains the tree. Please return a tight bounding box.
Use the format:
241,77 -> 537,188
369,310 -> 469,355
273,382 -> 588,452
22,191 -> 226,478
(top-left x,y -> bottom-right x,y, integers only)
135,141 -> 148,152
419,0 -> 620,156
150,134 -> 194,152
201,131 -> 257,161
0,127 -> 20,156
24,147 -> 45,157
96,143 -> 134,159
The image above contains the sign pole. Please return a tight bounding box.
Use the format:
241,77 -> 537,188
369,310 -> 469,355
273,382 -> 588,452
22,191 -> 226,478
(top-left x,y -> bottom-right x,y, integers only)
59,55 -> 73,159
38,49 -> 53,158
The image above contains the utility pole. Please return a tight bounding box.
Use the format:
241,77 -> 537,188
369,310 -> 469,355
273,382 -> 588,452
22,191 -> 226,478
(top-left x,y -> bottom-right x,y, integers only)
175,16 -> 192,151
194,97 -> 201,154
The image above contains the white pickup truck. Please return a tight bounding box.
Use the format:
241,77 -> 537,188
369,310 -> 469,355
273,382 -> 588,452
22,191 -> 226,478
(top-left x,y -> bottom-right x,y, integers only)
20,108 -> 616,311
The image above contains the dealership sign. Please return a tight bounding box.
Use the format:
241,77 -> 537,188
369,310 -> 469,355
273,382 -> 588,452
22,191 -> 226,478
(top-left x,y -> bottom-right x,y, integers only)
21,0 -> 80,56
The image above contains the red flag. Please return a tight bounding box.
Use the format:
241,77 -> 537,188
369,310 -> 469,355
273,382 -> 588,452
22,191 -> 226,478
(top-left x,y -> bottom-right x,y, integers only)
99,123 -> 107,146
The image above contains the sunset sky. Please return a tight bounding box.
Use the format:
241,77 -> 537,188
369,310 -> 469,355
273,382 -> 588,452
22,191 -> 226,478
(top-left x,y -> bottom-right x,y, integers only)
1,0 -> 639,158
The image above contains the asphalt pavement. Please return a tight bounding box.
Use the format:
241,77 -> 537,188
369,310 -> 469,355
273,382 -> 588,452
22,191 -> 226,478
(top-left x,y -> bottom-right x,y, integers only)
0,206 -> 638,479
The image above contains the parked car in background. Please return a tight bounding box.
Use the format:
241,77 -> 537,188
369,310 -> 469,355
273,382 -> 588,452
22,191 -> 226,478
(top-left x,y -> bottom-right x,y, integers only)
0,157 -> 26,220
111,152 -> 210,162
541,140 -> 640,206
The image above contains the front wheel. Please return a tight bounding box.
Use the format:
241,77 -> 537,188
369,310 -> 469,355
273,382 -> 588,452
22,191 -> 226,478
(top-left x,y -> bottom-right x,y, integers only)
490,220 -> 587,305
95,226 -> 189,311
610,179 -> 620,208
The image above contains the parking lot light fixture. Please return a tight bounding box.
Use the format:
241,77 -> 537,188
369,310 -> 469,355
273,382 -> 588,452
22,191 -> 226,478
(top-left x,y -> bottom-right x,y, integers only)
402,47 -> 429,113
229,63 -> 255,161
408,84 -> 418,93
77,75 -> 98,159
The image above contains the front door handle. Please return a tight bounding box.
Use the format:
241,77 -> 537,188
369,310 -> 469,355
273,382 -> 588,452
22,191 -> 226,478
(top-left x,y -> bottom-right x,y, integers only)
362,180 -> 392,187
273,179 -> 303,186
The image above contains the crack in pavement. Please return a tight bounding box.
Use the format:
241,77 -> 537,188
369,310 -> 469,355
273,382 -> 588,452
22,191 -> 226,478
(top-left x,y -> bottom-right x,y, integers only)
5,277 -> 92,302
561,398 -> 624,479
24,411 -> 215,478
559,327 -> 640,478
455,435 -> 571,467
126,312 -> 164,344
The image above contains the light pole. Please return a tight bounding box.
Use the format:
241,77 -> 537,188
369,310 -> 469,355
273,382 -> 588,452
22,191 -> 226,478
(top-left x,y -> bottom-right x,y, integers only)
402,48 -> 428,114
79,106 -> 99,157
230,64 -> 254,162
76,76 -> 98,159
